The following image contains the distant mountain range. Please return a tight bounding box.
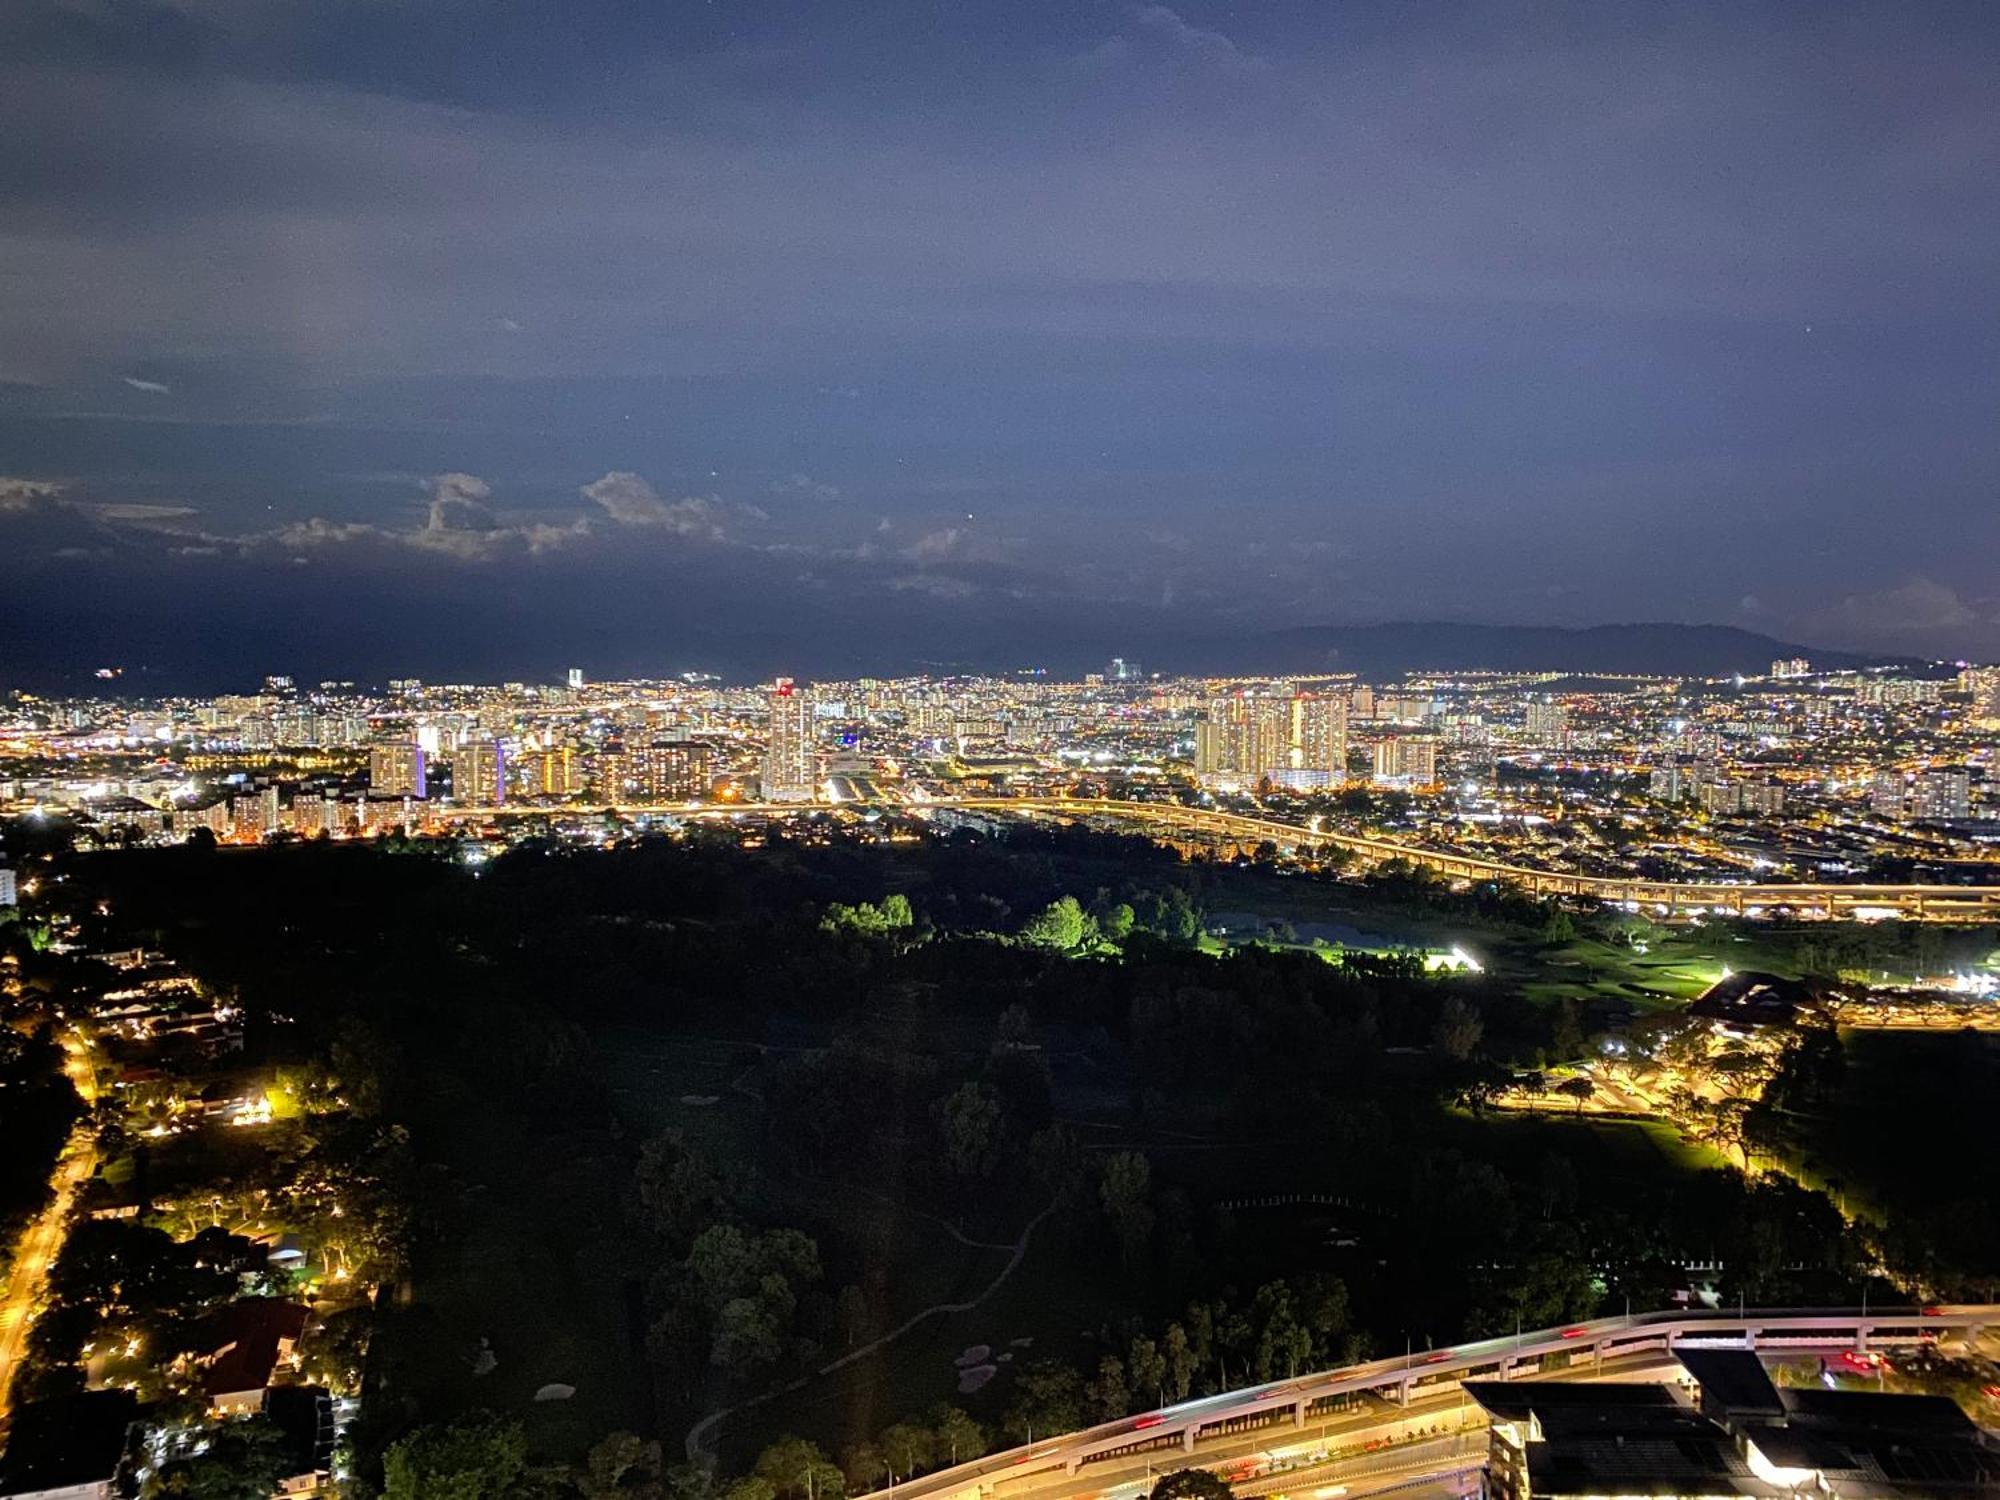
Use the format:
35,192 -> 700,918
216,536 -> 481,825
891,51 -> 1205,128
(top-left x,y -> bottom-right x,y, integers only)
1161,621 -> 1899,678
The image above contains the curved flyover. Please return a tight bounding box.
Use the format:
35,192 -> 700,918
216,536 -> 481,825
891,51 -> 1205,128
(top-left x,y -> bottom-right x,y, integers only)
431,795 -> 2000,920
872,1304 -> 1998,1500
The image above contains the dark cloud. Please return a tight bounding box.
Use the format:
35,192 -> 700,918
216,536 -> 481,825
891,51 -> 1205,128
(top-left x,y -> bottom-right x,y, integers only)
2,0 -> 1999,679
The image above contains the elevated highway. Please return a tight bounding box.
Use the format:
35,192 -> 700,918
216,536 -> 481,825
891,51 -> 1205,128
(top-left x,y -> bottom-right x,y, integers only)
874,1305 -> 1997,1500
431,794 -> 2000,920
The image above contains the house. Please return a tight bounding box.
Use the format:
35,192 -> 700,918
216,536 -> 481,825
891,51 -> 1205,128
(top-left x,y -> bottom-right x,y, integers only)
190,1297 -> 310,1414
259,1231 -> 308,1271
0,1390 -> 138,1500
1689,970 -> 1818,1031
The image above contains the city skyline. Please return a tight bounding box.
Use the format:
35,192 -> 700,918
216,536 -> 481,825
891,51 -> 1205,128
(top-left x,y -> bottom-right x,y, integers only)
5,1 -> 2000,682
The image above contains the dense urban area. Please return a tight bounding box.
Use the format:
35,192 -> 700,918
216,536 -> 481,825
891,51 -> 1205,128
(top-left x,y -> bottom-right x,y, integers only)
3,658 -> 1999,1498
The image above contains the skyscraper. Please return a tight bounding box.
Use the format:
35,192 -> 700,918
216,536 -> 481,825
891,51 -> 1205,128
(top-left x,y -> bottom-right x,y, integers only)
1293,691 -> 1349,779
1372,735 -> 1438,785
452,740 -> 506,806
368,742 -> 427,798
1523,697 -> 1569,748
1912,767 -> 1971,822
762,679 -> 817,801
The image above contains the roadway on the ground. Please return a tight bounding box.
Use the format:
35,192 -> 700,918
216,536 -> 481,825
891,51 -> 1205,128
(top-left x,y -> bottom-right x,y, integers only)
0,1127 -> 96,1415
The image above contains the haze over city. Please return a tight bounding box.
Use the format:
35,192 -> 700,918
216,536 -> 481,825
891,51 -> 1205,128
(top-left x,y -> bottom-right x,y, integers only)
4,0 -> 2000,686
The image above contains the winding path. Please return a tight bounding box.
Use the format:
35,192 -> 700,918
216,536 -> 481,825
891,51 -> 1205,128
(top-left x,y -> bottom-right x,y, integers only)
685,1199 -> 1058,1463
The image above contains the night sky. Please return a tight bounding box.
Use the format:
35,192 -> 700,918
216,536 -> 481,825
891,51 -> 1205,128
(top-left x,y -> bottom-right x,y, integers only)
3,1 -> 1997,687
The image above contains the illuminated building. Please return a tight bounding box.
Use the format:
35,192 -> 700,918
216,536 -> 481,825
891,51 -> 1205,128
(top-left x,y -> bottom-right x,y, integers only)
231,786 -> 281,839
1858,678 -> 1941,705
1869,772 -> 1906,819
1744,779 -> 1785,816
288,794 -> 344,837
177,800 -> 232,837
0,867 -> 16,907
368,742 -> 427,798
1293,690 -> 1349,778
1193,717 -> 1232,780
1523,697 -> 1569,747
1769,656 -> 1811,679
1372,735 -> 1437,785
1913,766 -> 1971,822
596,741 -> 715,801
451,740 -> 506,806
761,679 -> 817,800
533,747 -> 582,798
1959,665 -> 2000,724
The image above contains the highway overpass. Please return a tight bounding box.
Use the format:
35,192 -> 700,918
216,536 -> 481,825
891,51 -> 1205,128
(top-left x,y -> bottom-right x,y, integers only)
871,1305 -> 1998,1500
428,794 -> 2000,920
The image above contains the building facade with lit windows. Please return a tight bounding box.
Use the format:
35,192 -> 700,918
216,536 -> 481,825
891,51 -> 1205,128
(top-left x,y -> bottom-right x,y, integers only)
450,740 -> 506,805
761,680 -> 817,801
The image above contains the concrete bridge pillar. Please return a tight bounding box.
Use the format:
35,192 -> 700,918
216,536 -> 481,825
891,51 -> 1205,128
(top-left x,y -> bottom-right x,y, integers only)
1184,1426 -> 1198,1452
1399,1377 -> 1413,1407
1294,1399 -> 1309,1428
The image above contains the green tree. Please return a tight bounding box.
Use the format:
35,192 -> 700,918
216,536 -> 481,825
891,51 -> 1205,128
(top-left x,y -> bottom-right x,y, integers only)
383,1411 -> 529,1500
840,1444 -> 888,1493
146,1418 -> 288,1500
1101,903 -> 1136,942
1430,996 -> 1484,1061
1127,1334 -> 1167,1408
1004,1360 -> 1086,1442
878,1422 -> 936,1482
933,1082 -> 1005,1181
1161,1322 -> 1196,1402
712,1290 -> 790,1373
1021,896 -> 1093,951
1087,1354 -> 1130,1422
1098,1151 -> 1155,1271
1294,1272 -> 1349,1357
928,1406 -> 987,1466
1150,1470 -> 1233,1500
755,1439 -> 844,1500
636,1131 -> 725,1252
576,1434 -> 666,1500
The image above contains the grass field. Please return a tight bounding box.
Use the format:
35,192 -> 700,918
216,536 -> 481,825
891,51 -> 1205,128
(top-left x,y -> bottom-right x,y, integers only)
1445,1109 -> 1727,1189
